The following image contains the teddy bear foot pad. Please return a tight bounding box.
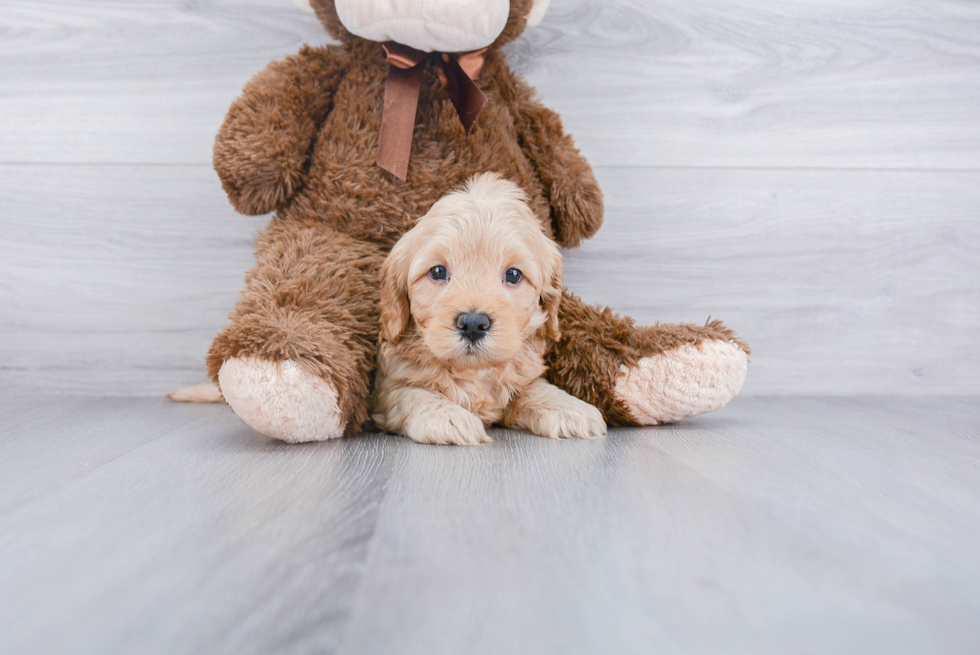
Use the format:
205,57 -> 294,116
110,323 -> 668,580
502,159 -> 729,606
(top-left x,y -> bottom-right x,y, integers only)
218,357 -> 346,442
614,340 -> 748,425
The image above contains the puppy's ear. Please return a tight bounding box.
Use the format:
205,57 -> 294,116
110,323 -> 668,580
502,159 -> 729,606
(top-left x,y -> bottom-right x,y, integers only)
379,236 -> 413,343
539,241 -> 564,342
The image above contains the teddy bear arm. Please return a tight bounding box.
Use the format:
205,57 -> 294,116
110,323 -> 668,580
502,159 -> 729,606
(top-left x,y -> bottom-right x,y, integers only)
509,83 -> 604,248
213,45 -> 348,216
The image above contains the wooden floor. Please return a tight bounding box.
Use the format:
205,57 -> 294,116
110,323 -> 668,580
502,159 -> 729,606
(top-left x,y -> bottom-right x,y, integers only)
1,395 -> 978,654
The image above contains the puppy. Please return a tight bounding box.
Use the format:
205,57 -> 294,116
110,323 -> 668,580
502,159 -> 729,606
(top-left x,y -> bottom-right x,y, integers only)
372,173 -> 607,446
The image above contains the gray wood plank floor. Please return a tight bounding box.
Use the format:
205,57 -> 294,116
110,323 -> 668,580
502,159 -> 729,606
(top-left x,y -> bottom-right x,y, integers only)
1,396 -> 978,654
1,0 -> 979,396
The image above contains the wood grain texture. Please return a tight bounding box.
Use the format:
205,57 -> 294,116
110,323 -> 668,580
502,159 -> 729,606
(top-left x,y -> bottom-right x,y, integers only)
0,164 -> 265,394
522,0 -> 980,169
1,0 -> 979,394
3,164 -> 977,395
0,396 -> 391,655
1,396 -> 978,654
2,0 -> 979,168
575,166 -> 980,395
0,0 -> 332,165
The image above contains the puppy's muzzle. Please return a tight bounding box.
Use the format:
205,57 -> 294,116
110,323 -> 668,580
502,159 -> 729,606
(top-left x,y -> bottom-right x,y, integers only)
457,312 -> 492,343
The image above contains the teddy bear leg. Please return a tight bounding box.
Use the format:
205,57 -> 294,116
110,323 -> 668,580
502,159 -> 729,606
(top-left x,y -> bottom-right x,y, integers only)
207,219 -> 384,443
544,292 -> 749,426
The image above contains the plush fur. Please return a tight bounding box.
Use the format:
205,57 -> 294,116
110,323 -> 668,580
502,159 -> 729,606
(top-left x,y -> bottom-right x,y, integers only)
204,0 -> 749,441
373,174 -> 605,445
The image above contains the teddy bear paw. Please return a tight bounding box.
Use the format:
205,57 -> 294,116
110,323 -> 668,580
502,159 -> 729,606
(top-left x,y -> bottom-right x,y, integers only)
613,340 -> 748,425
218,357 -> 346,443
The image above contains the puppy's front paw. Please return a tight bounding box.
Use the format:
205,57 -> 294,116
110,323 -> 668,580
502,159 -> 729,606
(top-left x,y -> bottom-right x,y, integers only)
524,393 -> 607,441
404,402 -> 490,446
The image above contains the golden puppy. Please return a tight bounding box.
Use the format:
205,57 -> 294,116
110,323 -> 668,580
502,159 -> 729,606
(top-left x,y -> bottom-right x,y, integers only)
373,173 -> 607,445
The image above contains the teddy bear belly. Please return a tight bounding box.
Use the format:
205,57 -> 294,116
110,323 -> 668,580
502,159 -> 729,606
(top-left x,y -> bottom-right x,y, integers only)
279,96 -> 552,249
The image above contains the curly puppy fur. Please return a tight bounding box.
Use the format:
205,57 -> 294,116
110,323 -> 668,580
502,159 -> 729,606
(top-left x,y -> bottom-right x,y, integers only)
373,174 -> 605,445
207,0 -> 748,437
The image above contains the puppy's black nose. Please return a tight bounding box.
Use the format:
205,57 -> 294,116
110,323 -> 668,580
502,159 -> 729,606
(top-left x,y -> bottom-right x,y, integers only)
457,312 -> 491,342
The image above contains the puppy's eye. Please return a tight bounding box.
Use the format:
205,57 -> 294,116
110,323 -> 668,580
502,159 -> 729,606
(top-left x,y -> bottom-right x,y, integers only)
429,265 -> 448,281
504,268 -> 523,285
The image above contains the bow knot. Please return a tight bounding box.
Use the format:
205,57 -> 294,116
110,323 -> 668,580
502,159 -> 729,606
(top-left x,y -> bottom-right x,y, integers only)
377,42 -> 488,180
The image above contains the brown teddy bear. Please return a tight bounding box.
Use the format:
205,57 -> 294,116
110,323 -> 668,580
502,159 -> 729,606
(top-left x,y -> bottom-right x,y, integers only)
204,0 -> 749,442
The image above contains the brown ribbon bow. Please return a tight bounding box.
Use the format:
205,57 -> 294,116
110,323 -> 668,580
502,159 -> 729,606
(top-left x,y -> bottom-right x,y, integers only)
377,42 -> 488,181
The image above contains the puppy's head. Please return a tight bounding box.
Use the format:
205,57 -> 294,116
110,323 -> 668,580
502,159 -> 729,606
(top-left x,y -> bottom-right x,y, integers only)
380,173 -> 562,366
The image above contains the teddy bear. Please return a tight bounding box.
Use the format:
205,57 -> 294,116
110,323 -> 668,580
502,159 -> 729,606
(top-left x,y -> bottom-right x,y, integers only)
205,0 -> 749,443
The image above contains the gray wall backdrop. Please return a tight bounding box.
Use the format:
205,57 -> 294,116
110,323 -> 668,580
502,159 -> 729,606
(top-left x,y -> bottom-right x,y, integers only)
1,0 -> 978,396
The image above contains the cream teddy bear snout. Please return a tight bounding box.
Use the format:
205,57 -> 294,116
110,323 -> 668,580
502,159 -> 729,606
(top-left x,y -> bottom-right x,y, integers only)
329,0 -> 549,53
